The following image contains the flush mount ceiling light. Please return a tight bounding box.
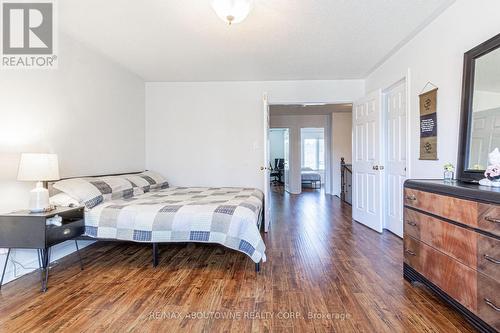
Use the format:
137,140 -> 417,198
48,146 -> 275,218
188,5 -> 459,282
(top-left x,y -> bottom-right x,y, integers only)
211,0 -> 254,25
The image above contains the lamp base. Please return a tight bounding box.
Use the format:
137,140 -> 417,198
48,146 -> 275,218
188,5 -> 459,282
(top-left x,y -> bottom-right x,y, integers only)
29,181 -> 50,213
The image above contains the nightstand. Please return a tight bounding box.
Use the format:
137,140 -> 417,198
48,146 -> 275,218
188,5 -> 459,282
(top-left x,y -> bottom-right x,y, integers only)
0,206 -> 85,292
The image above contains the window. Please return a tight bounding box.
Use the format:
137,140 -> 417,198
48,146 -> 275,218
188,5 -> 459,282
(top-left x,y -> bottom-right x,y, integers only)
301,128 -> 325,170
303,139 -> 317,169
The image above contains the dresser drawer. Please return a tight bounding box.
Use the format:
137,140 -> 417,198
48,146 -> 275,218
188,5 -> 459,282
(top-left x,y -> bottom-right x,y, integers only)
404,208 -> 478,269
404,189 -> 478,228
478,234 -> 500,282
404,236 -> 478,312
477,273 -> 500,330
478,203 -> 500,237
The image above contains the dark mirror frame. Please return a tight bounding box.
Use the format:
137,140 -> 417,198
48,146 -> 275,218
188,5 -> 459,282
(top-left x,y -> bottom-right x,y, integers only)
457,33 -> 500,183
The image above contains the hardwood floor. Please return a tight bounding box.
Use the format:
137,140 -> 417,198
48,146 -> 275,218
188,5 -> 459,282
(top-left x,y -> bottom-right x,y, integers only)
0,190 -> 476,332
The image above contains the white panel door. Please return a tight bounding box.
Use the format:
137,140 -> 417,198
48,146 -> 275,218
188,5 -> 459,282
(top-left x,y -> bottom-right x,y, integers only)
384,81 -> 407,237
352,90 -> 383,233
470,109 -> 500,169
263,93 -> 272,232
283,129 -> 290,192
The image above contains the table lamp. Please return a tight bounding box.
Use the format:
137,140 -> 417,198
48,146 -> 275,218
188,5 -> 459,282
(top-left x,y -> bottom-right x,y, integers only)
17,153 -> 60,213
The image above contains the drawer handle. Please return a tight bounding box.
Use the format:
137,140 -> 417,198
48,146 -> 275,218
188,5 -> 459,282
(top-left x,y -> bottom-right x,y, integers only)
484,298 -> 500,312
405,249 -> 416,256
406,195 -> 417,201
406,221 -> 417,227
485,216 -> 500,224
63,228 -> 71,235
484,254 -> 500,265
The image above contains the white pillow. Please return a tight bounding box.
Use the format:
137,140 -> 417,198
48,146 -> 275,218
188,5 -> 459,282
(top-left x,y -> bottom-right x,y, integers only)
52,176 -> 143,209
141,170 -> 166,184
49,193 -> 80,207
123,171 -> 169,192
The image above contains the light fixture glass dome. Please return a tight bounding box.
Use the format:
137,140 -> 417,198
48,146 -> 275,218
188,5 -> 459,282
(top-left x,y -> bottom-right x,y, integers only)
211,0 -> 254,25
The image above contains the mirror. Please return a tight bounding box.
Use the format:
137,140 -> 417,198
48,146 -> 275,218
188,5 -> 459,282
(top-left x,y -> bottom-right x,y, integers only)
458,33 -> 500,182
468,48 -> 500,170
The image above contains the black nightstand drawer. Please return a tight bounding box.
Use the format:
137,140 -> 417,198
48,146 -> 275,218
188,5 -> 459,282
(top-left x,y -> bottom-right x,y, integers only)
46,219 -> 85,247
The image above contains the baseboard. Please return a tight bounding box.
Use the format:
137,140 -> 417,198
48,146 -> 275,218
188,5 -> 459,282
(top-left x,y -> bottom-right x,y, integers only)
403,263 -> 497,333
1,240 -> 94,286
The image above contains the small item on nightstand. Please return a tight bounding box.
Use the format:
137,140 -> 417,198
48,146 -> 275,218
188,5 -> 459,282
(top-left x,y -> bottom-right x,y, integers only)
36,205 -> 56,214
46,215 -> 62,226
479,148 -> 500,187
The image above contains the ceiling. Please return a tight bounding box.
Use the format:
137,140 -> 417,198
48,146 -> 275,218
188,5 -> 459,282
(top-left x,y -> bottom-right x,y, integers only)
59,0 -> 455,82
270,104 -> 352,116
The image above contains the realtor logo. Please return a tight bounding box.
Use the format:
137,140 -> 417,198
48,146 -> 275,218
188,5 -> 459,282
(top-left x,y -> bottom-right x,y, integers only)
1,0 -> 57,68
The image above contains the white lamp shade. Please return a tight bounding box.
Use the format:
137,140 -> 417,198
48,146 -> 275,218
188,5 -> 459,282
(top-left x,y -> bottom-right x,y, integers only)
211,0 -> 253,24
17,153 -> 60,181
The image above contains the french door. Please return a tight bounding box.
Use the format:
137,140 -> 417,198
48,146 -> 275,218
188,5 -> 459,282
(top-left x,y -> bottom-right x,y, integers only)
384,81 -> 407,237
352,90 -> 383,233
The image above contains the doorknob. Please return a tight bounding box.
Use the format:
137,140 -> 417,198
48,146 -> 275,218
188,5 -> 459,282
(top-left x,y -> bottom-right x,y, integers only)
260,166 -> 267,171
372,165 -> 379,170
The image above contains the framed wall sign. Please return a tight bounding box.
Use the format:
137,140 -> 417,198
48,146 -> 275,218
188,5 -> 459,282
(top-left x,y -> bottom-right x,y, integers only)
419,87 -> 438,160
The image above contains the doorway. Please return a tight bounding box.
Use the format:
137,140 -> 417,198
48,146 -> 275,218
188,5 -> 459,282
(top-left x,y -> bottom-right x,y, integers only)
267,104 -> 352,195
300,128 -> 325,190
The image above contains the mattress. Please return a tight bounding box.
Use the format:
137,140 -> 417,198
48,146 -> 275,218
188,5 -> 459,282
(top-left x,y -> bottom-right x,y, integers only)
84,187 -> 266,263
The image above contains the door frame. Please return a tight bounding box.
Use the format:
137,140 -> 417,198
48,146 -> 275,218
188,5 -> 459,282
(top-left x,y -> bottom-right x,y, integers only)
263,93 -> 271,232
381,71 -> 412,235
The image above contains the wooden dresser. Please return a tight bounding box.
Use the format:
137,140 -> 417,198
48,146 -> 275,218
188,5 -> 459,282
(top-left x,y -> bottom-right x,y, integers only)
404,180 -> 500,333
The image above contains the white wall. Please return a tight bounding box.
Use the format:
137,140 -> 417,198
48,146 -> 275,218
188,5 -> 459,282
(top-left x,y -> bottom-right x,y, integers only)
146,80 -> 364,190
365,0 -> 500,179
270,114 -> 329,194
331,113 -> 353,196
269,129 -> 285,167
0,33 -> 145,285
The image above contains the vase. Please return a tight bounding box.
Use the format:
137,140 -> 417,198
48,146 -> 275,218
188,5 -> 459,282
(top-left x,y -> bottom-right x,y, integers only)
444,170 -> 454,182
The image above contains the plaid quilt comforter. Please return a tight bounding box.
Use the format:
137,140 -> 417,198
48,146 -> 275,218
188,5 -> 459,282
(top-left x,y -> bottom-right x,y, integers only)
84,187 -> 266,263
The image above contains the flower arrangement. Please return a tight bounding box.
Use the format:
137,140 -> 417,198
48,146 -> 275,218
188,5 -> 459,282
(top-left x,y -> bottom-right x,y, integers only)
443,163 -> 454,172
485,165 -> 500,181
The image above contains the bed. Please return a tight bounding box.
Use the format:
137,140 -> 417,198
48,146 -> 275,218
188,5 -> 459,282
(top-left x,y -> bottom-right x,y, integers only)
301,168 -> 322,189
49,171 -> 266,271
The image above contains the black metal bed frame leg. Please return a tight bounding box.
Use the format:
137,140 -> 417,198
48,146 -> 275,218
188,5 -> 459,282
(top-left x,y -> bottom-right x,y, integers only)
255,262 -> 260,273
152,243 -> 159,268
0,248 -> 11,290
75,240 -> 84,271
